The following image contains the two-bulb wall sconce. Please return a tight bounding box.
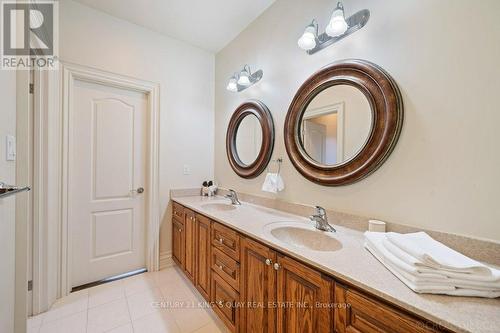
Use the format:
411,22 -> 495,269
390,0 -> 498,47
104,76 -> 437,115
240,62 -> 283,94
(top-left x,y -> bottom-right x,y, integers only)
298,2 -> 370,55
226,64 -> 263,93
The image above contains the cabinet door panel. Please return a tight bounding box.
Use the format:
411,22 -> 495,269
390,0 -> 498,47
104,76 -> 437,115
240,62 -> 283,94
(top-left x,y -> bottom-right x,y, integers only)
240,237 -> 277,333
184,209 -> 196,282
195,214 -> 211,300
212,272 -> 239,332
277,255 -> 333,333
334,284 -> 444,333
172,218 -> 185,269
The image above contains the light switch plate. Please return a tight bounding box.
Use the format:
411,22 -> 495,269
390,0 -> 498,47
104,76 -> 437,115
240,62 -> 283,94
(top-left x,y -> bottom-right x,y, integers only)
6,135 -> 16,161
183,164 -> 191,175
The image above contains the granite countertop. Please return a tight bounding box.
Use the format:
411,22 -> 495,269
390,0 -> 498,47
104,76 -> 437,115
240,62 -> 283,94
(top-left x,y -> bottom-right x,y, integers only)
171,195 -> 500,333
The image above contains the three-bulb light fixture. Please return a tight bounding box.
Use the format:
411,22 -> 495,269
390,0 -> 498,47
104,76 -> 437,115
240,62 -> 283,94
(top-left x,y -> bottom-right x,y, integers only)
298,2 -> 370,55
226,64 -> 263,93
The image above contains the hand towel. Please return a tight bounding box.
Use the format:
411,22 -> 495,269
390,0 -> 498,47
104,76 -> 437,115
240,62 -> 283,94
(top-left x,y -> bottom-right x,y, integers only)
261,173 -> 285,193
386,232 -> 496,276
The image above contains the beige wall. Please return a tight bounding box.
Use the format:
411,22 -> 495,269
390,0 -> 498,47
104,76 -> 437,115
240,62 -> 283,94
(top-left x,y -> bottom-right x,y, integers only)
215,0 -> 500,242
0,71 -> 17,332
60,0 -> 215,257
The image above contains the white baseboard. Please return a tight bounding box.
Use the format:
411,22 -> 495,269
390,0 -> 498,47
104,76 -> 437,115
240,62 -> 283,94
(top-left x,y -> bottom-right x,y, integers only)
159,251 -> 174,270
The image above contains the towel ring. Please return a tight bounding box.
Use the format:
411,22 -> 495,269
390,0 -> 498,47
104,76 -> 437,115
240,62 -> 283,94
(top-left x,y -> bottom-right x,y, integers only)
267,158 -> 283,175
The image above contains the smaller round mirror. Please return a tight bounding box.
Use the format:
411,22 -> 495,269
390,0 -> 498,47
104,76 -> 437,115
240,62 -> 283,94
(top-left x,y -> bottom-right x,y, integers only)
299,85 -> 372,166
235,114 -> 263,166
226,100 -> 274,178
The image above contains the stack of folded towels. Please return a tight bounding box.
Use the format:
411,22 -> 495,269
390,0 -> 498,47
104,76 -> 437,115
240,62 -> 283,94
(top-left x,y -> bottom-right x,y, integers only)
364,231 -> 500,298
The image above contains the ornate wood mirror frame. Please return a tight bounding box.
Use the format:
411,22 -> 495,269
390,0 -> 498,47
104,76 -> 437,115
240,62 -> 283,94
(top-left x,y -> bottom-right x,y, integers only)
226,100 -> 275,178
284,59 -> 404,186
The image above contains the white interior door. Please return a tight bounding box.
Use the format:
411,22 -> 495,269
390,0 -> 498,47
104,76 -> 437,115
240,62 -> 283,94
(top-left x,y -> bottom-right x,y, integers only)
69,79 -> 148,288
303,120 -> 326,164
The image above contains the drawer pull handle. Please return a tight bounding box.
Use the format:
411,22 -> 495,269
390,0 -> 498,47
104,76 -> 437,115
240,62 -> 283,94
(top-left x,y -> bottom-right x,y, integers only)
273,263 -> 281,271
218,264 -> 224,270
265,259 -> 272,266
218,238 -> 224,244
217,300 -> 223,307
178,229 -> 182,232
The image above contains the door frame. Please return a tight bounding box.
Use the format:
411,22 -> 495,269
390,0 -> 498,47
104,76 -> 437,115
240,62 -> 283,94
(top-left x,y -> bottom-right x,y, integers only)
38,62 -> 161,297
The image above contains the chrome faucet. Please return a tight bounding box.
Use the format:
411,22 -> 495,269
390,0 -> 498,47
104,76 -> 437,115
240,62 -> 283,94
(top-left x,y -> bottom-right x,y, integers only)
309,206 -> 336,232
225,189 -> 241,205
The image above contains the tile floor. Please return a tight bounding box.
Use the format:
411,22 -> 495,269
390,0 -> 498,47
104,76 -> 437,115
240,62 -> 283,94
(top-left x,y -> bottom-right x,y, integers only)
27,266 -> 228,333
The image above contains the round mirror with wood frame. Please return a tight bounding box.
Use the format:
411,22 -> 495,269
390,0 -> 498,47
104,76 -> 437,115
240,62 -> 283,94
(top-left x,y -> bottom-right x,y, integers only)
226,100 -> 275,178
284,59 -> 404,186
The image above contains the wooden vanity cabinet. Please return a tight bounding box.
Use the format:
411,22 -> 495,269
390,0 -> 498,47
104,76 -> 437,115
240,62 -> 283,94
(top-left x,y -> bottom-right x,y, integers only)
276,254 -> 333,333
184,209 -> 197,283
240,237 -> 277,333
212,222 -> 240,260
212,272 -> 240,332
334,284 -> 447,333
172,218 -> 185,269
195,213 -> 211,301
172,202 -> 452,333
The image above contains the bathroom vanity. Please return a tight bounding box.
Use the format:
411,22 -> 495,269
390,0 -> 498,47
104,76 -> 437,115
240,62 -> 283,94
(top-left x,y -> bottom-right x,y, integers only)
169,195 -> 499,333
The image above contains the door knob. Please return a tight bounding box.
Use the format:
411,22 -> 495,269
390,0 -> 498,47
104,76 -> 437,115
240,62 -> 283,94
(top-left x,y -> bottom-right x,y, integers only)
273,263 -> 281,271
265,259 -> 272,266
132,187 -> 145,194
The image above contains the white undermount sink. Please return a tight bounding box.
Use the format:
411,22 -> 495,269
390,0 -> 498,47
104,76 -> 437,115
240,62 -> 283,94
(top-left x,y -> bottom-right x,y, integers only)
264,221 -> 342,252
201,202 -> 237,211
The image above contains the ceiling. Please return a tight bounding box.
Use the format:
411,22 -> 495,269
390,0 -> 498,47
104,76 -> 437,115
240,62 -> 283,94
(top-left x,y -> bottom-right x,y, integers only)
74,0 -> 275,52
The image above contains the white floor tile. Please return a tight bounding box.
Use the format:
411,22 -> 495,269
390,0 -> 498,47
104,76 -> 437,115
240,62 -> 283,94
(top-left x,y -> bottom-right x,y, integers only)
87,298 -> 130,333
106,323 -> 134,333
43,290 -> 88,323
89,280 -> 125,308
169,307 -> 213,333
191,321 -> 226,333
126,287 -> 164,321
32,271 -> 228,333
160,280 -> 200,305
132,311 -> 180,333
123,273 -> 157,296
150,267 -> 185,287
39,311 -> 87,333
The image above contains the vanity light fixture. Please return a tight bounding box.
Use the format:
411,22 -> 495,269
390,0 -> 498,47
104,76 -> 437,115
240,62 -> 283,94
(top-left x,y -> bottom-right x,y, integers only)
298,1 -> 370,55
297,20 -> 318,51
226,73 -> 238,92
226,64 -> 263,92
326,2 -> 348,37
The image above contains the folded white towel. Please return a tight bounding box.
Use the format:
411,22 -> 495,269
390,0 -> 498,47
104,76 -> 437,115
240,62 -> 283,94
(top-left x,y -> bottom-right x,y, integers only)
382,237 -> 500,283
365,241 -> 500,298
364,232 -> 500,298
365,232 -> 444,279
386,232 -> 494,276
261,173 -> 285,193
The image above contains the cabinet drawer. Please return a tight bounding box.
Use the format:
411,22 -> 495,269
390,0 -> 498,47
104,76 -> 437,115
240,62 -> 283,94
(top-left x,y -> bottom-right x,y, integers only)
334,284 -> 445,333
212,222 -> 240,261
172,202 -> 184,221
211,247 -> 240,291
212,272 -> 240,333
